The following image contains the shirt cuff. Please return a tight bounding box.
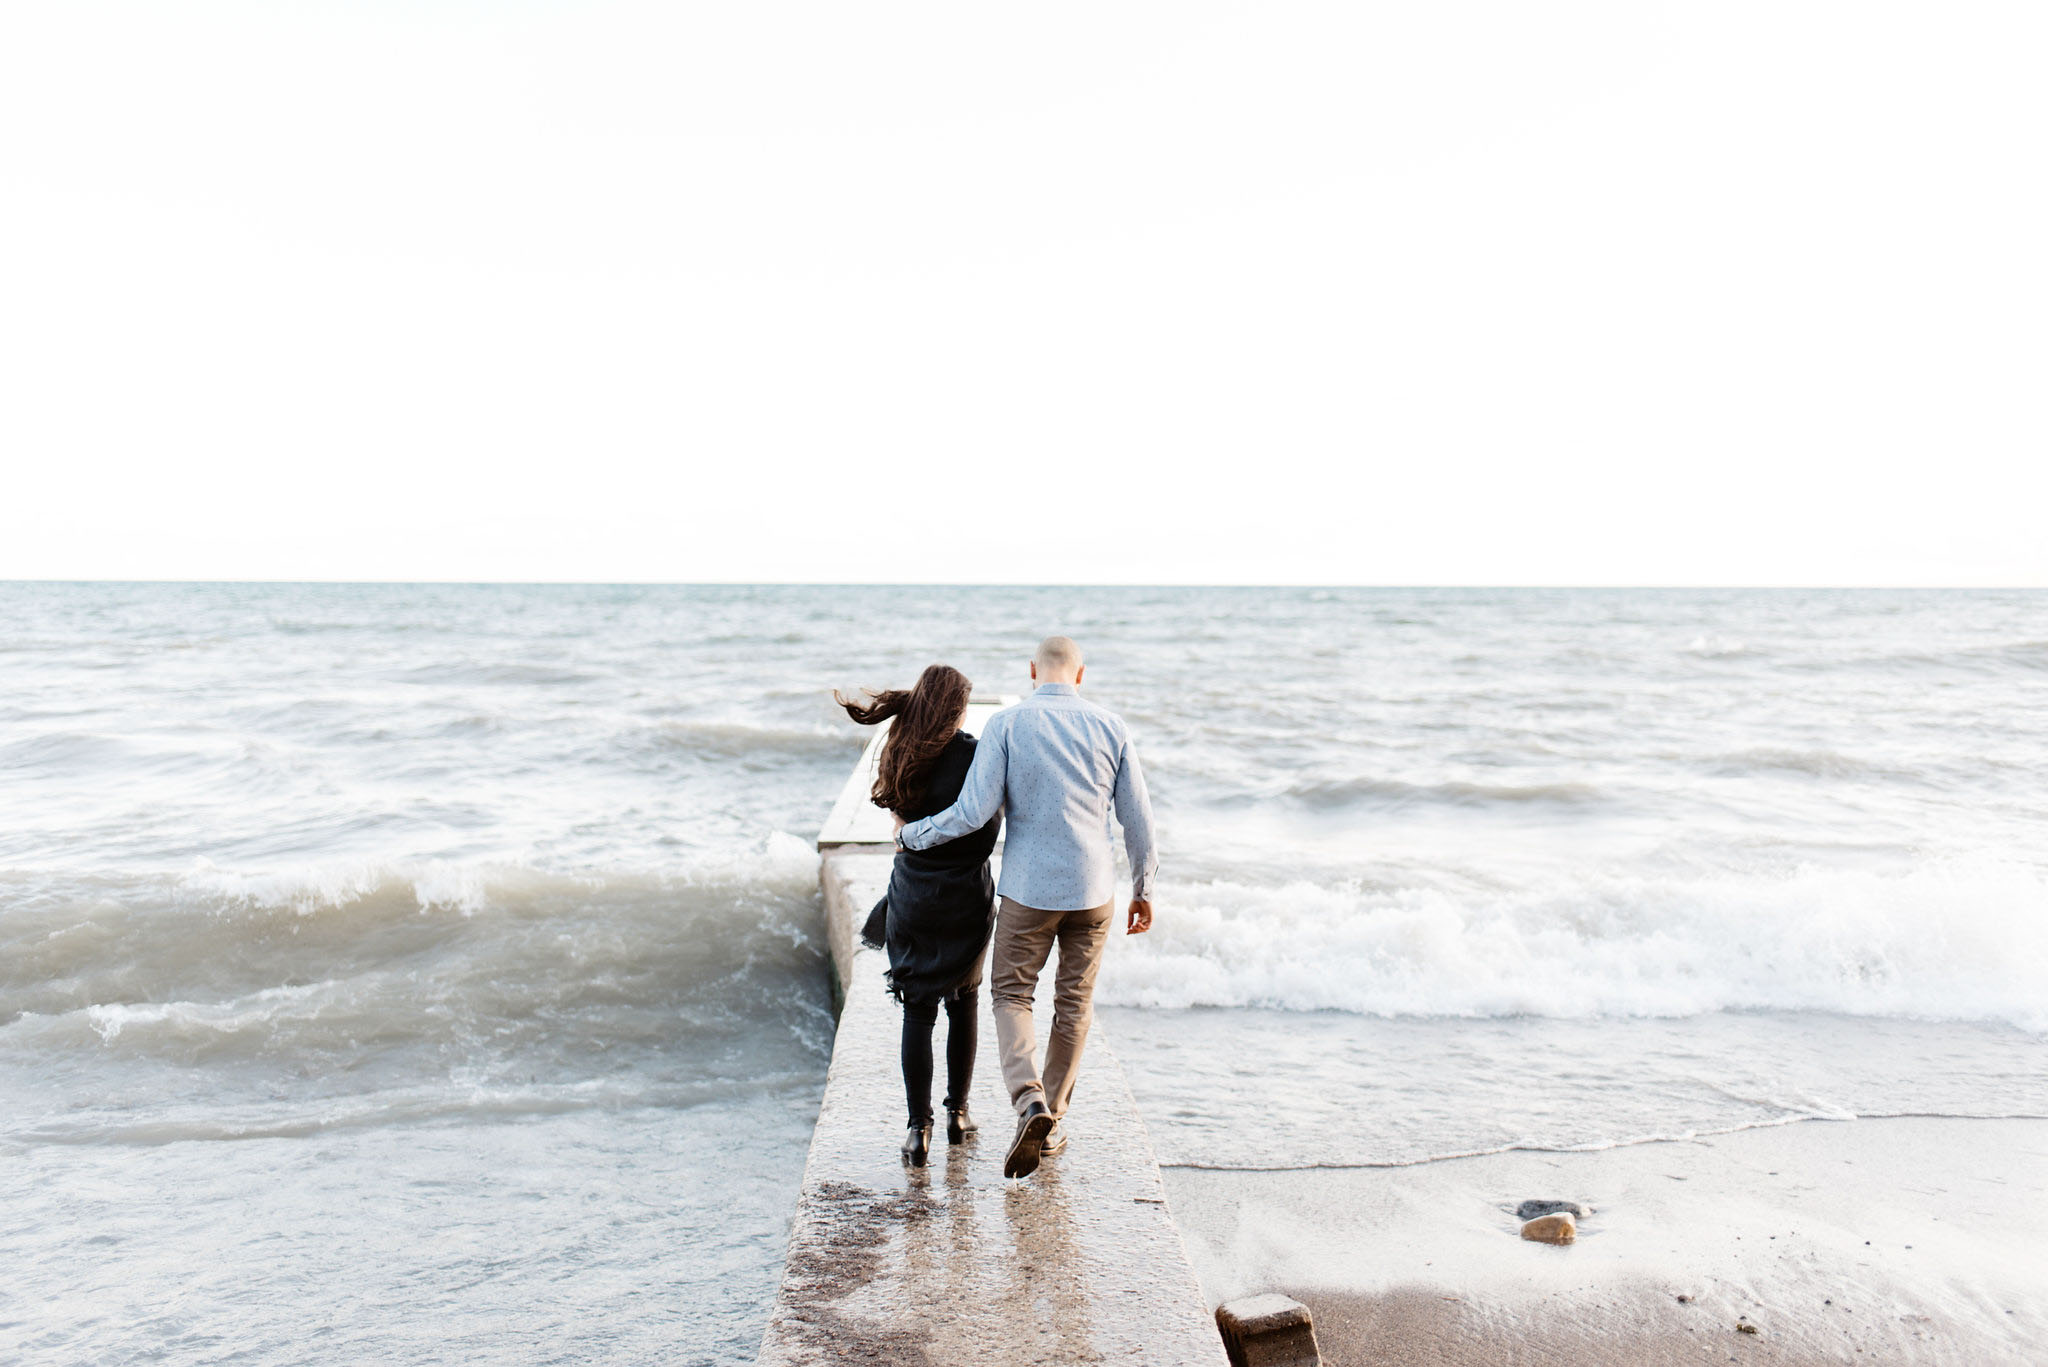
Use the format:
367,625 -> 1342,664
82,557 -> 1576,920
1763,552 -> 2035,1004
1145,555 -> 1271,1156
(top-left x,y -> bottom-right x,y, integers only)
899,818 -> 930,850
1131,875 -> 1153,901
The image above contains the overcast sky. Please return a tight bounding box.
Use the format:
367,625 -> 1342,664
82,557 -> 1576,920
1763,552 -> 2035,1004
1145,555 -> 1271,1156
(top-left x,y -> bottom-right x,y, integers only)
3,2 -> 2042,584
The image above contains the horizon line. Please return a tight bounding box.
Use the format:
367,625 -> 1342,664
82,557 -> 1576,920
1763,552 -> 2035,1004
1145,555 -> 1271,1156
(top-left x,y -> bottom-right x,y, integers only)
3,579 -> 2043,591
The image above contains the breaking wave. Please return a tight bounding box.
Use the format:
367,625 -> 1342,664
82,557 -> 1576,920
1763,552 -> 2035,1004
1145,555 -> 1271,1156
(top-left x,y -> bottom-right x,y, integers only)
0,835 -> 831,1067
1100,857 -> 2048,1031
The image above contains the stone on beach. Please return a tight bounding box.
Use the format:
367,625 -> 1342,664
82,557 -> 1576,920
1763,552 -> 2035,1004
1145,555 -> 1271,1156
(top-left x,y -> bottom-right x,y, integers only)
1215,1294 -> 1323,1367
1515,1199 -> 1585,1220
1520,1211 -> 1577,1244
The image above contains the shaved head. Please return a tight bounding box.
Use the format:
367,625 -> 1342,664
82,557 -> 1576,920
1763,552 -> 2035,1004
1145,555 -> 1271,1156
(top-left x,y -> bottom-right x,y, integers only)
1033,635 -> 1084,683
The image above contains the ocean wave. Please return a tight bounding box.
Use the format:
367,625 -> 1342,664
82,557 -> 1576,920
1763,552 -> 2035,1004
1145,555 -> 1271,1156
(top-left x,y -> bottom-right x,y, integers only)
6,1073 -> 827,1148
0,730 -> 143,771
0,728 -> 287,785
395,662 -> 601,687
0,835 -> 830,1061
161,830 -> 820,911
1283,776 -> 1603,810
1703,747 -> 1912,781
1099,858 -> 2048,1031
644,718 -> 861,760
1810,638 -> 2048,676
2004,638 -> 2048,668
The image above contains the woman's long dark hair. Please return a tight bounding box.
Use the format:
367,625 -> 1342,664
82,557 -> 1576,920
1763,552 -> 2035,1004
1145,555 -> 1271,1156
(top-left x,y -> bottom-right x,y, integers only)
834,664 -> 971,816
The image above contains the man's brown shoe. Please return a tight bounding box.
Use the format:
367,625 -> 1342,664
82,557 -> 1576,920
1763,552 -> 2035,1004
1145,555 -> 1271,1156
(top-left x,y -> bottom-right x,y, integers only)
1003,1099 -> 1054,1178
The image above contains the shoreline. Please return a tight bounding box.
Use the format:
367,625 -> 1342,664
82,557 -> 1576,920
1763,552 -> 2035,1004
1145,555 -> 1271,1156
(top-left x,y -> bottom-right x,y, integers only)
1164,1114 -> 2047,1365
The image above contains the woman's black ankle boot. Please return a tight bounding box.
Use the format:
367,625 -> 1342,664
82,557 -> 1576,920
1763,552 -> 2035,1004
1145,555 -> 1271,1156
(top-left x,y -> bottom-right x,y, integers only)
945,1105 -> 977,1144
902,1121 -> 933,1167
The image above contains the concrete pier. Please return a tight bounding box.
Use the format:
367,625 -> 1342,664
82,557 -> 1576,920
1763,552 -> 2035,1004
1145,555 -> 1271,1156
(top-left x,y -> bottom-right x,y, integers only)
758,702 -> 1225,1365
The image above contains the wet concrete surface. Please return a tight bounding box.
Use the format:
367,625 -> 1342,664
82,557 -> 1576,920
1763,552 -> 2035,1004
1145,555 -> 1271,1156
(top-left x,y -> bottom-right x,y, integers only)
758,853 -> 1225,1365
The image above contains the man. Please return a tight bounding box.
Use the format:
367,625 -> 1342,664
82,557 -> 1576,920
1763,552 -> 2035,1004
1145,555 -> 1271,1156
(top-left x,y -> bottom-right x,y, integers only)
895,635 -> 1157,1179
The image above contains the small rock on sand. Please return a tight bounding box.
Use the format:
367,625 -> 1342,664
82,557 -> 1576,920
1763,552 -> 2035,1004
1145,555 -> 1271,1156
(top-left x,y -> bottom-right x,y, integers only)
1520,1212 -> 1576,1244
1516,1199 -> 1585,1220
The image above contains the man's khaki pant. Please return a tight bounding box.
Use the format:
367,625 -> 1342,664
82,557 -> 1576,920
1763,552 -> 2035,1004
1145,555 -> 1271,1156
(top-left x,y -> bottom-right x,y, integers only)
991,895 -> 1114,1119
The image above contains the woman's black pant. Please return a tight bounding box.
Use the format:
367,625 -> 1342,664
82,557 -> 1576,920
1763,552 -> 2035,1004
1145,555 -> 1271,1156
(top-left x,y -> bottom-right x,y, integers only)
900,989 -> 977,1128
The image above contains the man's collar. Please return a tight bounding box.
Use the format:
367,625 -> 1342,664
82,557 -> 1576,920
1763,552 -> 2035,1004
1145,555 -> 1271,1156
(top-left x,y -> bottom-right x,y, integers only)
1033,682 -> 1079,695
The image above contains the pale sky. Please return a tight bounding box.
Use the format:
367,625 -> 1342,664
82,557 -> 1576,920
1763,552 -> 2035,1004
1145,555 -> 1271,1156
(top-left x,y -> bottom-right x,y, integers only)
2,2 -> 2042,585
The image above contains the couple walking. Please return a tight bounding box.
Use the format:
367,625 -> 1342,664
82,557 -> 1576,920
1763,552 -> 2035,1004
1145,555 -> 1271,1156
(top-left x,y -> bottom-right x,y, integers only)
835,636 -> 1156,1179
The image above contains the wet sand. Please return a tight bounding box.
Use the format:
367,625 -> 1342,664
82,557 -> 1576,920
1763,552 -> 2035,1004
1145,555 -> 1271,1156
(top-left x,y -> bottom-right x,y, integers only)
1164,1116 -> 2046,1365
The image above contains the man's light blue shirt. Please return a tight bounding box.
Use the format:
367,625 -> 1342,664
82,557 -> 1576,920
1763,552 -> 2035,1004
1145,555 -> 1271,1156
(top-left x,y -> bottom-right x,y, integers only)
899,683 -> 1157,912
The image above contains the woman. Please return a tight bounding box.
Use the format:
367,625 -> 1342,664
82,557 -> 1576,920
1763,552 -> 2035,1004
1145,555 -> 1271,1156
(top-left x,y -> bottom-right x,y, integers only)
835,664 -> 1001,1166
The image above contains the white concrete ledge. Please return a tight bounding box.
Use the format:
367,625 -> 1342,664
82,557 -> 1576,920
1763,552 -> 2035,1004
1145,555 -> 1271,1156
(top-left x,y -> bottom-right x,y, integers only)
758,851 -> 1225,1366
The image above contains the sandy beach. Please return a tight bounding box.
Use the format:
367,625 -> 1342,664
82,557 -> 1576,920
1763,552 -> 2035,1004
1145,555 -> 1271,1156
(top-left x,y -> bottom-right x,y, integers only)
1166,1116 -> 2046,1365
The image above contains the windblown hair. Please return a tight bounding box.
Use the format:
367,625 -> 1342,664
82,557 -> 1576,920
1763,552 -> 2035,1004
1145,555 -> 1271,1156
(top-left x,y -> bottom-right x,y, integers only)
834,663 -> 972,816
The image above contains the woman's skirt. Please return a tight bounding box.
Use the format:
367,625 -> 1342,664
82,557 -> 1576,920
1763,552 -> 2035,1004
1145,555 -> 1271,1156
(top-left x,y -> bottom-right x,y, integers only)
861,854 -> 995,1002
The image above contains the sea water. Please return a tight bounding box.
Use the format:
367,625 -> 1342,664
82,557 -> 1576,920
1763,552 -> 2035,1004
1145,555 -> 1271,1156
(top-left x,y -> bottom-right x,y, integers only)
3,584 -> 2044,1363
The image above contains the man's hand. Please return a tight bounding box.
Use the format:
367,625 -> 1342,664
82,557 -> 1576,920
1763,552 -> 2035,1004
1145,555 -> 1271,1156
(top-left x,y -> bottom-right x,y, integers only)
1126,898 -> 1153,935
891,812 -> 906,850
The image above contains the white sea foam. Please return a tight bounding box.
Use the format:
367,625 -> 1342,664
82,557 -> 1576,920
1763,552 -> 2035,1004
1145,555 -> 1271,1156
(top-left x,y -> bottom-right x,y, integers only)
170,831 -> 821,919
84,982 -> 345,1044
1102,858 -> 2048,1030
